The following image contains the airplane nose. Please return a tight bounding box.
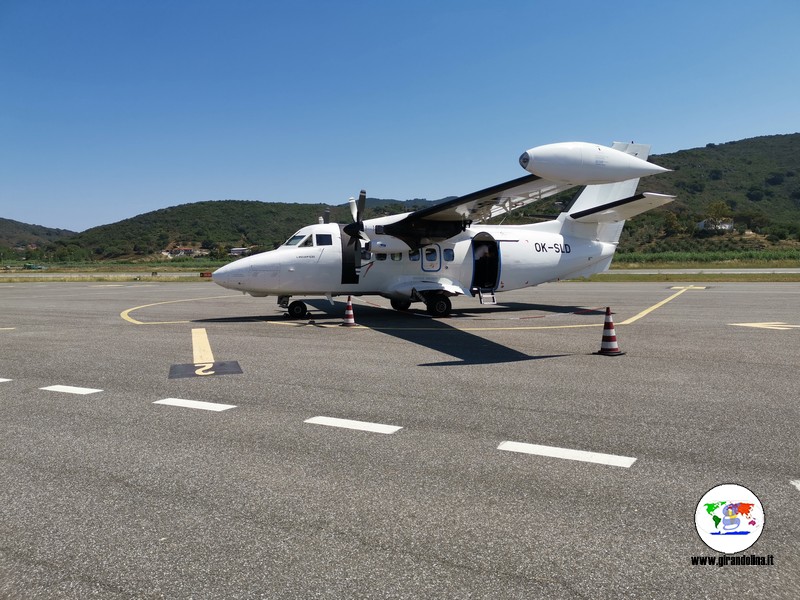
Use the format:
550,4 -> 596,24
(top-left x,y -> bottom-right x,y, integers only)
211,262 -> 239,288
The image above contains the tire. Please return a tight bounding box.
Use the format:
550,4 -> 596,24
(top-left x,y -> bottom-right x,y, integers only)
390,298 -> 412,311
287,300 -> 308,319
426,293 -> 451,317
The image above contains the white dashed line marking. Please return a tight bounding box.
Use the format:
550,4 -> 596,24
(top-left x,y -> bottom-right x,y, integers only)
153,398 -> 236,412
498,441 -> 637,468
40,385 -> 103,395
790,480 -> 800,492
0,378 -> 12,383
304,416 -> 402,434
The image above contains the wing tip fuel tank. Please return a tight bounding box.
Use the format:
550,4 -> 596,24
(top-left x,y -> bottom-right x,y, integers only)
519,141 -> 669,185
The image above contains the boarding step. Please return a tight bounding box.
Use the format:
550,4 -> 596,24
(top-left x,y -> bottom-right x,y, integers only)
476,288 -> 497,305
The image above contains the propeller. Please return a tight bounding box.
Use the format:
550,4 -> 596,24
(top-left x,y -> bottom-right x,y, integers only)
340,190 -> 368,284
343,189 -> 369,243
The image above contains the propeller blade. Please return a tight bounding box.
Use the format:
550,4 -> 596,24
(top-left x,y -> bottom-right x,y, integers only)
348,197 -> 358,222
339,223 -> 361,284
357,190 -> 366,222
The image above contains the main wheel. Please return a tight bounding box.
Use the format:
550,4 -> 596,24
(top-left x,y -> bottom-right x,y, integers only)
287,300 -> 308,319
425,293 -> 451,317
390,298 -> 412,312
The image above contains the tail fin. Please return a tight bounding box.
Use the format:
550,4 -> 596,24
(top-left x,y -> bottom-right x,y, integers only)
562,142 -> 674,244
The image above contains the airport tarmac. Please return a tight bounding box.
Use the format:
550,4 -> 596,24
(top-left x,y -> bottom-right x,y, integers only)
1,281 -> 798,598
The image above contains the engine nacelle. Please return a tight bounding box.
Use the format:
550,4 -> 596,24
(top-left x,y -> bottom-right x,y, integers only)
519,141 -> 668,184
363,234 -> 411,255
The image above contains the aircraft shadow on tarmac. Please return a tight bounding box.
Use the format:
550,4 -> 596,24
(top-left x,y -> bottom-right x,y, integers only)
194,300 -> 594,366
194,315 -> 275,324
492,303 -> 605,316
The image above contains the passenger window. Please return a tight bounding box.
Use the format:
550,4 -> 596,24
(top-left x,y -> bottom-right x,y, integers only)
443,248 -> 455,262
425,248 -> 437,261
390,253 -> 402,261
376,253 -> 387,261
409,250 -> 420,262
316,234 -> 333,246
361,250 -> 372,260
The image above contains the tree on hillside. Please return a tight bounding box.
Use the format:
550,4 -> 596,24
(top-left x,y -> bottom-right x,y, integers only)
705,200 -> 733,230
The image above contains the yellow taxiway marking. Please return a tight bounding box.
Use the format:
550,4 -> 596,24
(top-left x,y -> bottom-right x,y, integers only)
730,322 -> 800,331
617,286 -> 704,325
120,295 -> 234,325
192,328 -> 216,363
123,287 -> 701,330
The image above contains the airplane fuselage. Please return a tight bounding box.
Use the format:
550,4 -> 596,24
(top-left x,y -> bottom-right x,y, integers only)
211,141 -> 673,317
212,219 -> 616,300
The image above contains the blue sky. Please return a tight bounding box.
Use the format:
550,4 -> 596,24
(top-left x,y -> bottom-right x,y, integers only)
1,0 -> 798,231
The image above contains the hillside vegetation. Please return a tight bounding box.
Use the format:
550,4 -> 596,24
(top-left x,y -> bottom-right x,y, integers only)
2,133 -> 799,263
623,133 -> 800,253
0,218 -> 75,248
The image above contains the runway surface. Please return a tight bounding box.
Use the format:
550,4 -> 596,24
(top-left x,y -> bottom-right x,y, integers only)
1,281 -> 798,598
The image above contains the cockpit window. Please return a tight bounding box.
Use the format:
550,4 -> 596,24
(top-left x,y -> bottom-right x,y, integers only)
316,234 -> 333,246
300,236 -> 314,247
284,234 -> 307,246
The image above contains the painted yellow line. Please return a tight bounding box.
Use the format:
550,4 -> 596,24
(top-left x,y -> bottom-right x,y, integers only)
120,295 -> 234,325
123,287 -> 700,330
192,328 -> 215,363
618,288 -> 690,325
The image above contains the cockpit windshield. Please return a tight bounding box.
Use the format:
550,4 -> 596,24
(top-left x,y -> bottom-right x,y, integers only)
283,234 -> 307,246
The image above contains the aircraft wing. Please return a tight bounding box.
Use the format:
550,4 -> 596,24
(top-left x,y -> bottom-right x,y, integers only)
382,174 -> 576,248
408,174 -> 573,222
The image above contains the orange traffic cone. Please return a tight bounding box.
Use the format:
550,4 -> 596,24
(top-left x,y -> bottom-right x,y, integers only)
594,307 -> 625,356
341,296 -> 356,327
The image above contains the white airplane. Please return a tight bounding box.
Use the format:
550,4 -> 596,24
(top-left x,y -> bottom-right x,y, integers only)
212,141 -> 674,318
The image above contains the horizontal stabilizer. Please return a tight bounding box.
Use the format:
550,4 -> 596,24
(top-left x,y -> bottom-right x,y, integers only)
569,192 -> 675,223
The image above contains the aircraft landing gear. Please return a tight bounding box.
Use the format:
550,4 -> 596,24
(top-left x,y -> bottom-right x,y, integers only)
287,300 -> 308,319
390,298 -> 412,312
425,293 -> 452,317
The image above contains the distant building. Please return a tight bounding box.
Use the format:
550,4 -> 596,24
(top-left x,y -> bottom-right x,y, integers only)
696,219 -> 734,232
169,247 -> 195,257
229,247 -> 251,256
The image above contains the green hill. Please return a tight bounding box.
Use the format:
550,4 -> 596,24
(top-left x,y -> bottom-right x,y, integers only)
0,218 -> 76,248
3,133 -> 799,262
620,134 -> 800,254
63,201 -> 341,260
42,198 -> 446,260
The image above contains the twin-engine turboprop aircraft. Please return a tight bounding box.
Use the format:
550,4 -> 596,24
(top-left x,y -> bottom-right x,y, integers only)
212,141 -> 674,318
